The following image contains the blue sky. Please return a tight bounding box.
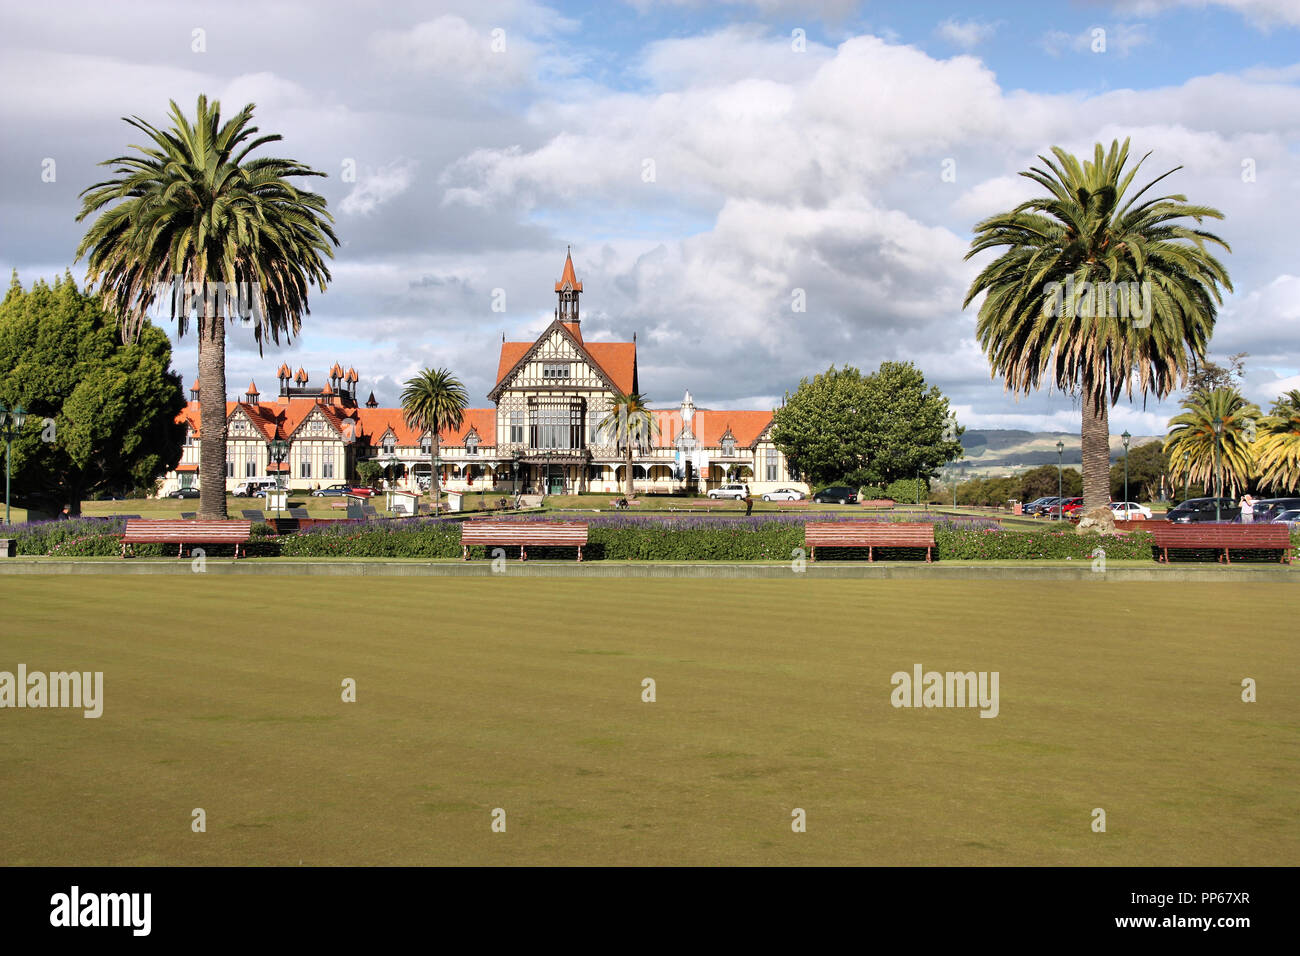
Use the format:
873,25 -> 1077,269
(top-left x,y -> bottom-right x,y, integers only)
1,0 -> 1298,440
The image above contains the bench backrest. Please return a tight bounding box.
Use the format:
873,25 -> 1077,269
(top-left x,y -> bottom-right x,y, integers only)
1152,524 -> 1291,545
122,519 -> 252,542
806,521 -> 936,545
461,521 -> 588,544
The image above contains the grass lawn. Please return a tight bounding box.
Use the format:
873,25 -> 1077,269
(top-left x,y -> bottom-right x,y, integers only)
1,576 -> 1295,865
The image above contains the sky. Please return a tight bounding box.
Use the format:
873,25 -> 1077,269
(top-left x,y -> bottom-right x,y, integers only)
2,0 -> 1298,437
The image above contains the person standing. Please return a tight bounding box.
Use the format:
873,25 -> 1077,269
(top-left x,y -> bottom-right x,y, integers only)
1239,494 -> 1254,523
744,490 -> 754,517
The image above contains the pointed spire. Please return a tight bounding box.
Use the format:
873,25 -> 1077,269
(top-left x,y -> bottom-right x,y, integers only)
295,367 -> 308,384
345,367 -> 358,383
554,248 -> 582,292
366,391 -> 378,408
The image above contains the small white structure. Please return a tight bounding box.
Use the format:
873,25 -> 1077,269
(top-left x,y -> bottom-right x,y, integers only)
265,489 -> 288,514
387,489 -> 422,516
444,491 -> 463,513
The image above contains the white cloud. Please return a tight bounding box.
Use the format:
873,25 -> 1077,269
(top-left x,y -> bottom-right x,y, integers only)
339,160 -> 418,217
1128,0 -> 1300,28
935,17 -> 997,50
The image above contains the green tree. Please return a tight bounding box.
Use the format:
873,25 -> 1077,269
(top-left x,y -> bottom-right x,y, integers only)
1109,440 -> 1168,502
76,95 -> 338,519
771,362 -> 962,487
1255,389 -> 1300,493
1019,464 -> 1081,501
400,368 -> 468,515
0,273 -> 185,514
355,459 -> 384,489
963,139 -> 1232,514
1164,388 -> 1260,498
601,392 -> 658,497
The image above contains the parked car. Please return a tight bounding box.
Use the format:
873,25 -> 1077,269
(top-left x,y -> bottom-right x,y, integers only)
1109,501 -> 1152,520
812,486 -> 858,505
1251,497 -> 1300,523
234,478 -> 280,498
1022,496 -> 1059,517
761,488 -> 805,501
1270,508 -> 1300,529
708,483 -> 750,500
1046,496 -> 1083,519
1166,497 -> 1241,523
311,483 -> 352,497
347,486 -> 375,499
167,487 -> 200,499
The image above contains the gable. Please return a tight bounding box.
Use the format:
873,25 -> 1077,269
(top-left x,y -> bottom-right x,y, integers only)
490,320 -> 637,399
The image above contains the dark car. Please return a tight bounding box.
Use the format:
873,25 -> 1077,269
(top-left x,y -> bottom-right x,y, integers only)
812,486 -> 858,505
1023,496 -> 1059,517
1251,497 -> 1300,523
1166,497 -> 1241,523
168,487 -> 200,499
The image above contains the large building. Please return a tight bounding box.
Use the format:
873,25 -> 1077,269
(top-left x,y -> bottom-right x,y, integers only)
162,253 -> 806,498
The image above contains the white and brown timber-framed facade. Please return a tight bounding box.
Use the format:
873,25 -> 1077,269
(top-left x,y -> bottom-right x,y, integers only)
160,252 -> 806,498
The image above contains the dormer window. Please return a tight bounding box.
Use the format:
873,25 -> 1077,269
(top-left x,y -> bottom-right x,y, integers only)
382,432 -> 395,456
465,429 -> 481,455
721,429 -> 737,456
420,434 -> 432,456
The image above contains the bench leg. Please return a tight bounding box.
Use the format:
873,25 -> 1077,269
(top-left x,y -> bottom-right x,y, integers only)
926,546 -> 932,564
521,544 -> 527,562
577,545 -> 583,563
809,546 -> 815,562
868,545 -> 874,563
1224,548 -> 1231,565
462,545 -> 469,562
179,542 -> 185,559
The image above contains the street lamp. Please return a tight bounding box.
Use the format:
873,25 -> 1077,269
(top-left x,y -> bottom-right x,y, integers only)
1212,417 -> 1224,522
1121,430 -> 1131,508
266,439 -> 289,518
0,403 -> 29,524
1055,440 -> 1064,521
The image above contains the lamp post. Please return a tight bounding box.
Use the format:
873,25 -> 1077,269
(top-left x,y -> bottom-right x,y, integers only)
1121,430 -> 1131,509
0,403 -> 29,524
1212,417 -> 1224,522
266,439 -> 289,518
1055,440 -> 1064,521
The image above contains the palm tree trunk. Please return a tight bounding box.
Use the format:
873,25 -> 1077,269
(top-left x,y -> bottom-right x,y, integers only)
1081,386 -> 1110,513
197,304 -> 228,519
431,434 -> 440,516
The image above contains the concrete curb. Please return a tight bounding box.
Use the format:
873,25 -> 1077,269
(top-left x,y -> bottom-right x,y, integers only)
0,559 -> 1294,582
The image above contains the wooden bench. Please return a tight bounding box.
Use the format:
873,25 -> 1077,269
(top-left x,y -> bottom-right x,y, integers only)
461,521 -> 589,561
120,519 -> 253,558
1151,523 -> 1292,564
805,521 -> 936,562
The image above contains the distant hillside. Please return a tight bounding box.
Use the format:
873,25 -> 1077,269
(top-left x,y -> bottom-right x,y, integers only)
952,429 -> 1162,476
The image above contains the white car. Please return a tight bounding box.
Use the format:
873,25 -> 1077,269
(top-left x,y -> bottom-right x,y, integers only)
1110,501 -> 1152,520
708,483 -> 750,500
761,488 -> 805,501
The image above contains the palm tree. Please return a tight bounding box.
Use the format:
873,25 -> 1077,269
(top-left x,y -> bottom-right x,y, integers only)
1255,389 -> 1300,493
1164,387 -> 1261,499
76,95 -> 337,518
963,139 -> 1232,513
401,368 -> 468,515
600,393 -> 658,497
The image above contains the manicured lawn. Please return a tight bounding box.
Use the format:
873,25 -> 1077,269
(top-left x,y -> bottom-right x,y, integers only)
1,576 -> 1294,865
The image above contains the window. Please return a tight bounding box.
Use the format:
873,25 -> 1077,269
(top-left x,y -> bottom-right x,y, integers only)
245,461 -> 257,478
509,410 -> 524,444
542,363 -> 570,380
225,460 -> 234,478
184,428 -> 194,447
323,460 -> 334,479
721,430 -> 737,457
382,437 -> 394,456
766,459 -> 778,482
588,410 -> 601,446
530,402 -> 582,449
300,461 -> 312,478
466,431 -> 480,455
420,435 -> 431,456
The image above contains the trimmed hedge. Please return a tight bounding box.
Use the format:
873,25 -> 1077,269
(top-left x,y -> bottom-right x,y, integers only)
7,516 -> 1298,562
